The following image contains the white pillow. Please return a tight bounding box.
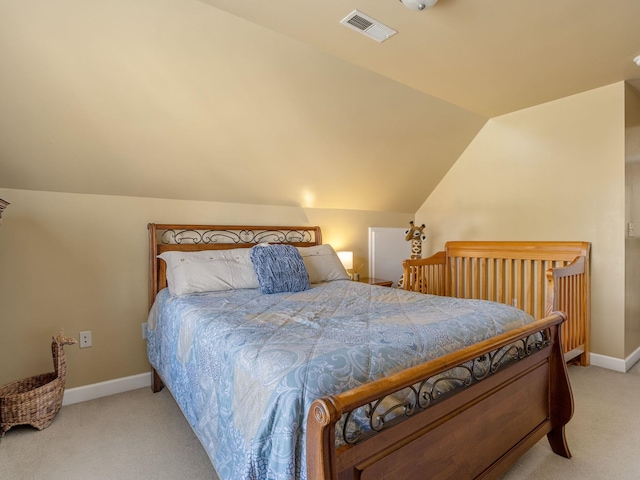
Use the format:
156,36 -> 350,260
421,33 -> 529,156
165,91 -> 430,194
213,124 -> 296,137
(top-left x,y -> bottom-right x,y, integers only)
297,244 -> 350,284
158,249 -> 259,296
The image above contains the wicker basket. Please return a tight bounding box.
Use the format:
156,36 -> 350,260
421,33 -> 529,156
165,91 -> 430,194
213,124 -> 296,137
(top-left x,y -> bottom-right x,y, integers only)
0,331 -> 76,437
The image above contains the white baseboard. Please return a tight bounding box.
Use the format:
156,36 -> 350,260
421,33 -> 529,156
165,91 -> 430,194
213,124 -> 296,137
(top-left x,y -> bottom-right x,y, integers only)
62,372 -> 151,406
625,345 -> 640,371
62,348 -> 640,407
590,346 -> 640,373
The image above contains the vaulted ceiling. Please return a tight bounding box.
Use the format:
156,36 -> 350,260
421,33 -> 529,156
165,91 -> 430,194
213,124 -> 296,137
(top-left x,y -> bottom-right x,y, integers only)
1,0 -> 639,213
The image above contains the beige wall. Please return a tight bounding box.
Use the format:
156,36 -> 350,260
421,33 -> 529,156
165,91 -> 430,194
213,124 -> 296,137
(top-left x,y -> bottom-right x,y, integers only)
416,83 -> 626,359
625,82 -> 640,357
0,82 -> 631,389
0,188 -> 412,388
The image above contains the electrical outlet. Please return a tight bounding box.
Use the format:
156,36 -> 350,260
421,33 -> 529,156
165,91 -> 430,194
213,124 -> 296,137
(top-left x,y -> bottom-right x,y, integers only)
512,299 -> 517,307
142,322 -> 148,340
79,331 -> 92,348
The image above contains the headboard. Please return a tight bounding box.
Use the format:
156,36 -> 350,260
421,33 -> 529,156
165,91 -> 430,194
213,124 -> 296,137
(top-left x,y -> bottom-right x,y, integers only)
147,224 -> 322,307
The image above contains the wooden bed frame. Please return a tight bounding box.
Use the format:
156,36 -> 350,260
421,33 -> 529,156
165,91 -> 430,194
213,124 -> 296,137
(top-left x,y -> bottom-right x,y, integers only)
148,224 -> 575,480
401,241 -> 590,366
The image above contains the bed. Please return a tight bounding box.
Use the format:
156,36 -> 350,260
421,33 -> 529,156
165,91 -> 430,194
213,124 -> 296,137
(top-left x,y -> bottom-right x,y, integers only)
147,224 -> 574,480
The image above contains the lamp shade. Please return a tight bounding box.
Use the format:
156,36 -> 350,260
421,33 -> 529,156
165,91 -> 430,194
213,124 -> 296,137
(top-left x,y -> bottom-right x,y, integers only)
337,251 -> 353,271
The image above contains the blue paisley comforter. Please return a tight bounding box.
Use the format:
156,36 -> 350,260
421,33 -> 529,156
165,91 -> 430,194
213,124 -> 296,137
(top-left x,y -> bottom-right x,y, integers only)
147,280 -> 533,480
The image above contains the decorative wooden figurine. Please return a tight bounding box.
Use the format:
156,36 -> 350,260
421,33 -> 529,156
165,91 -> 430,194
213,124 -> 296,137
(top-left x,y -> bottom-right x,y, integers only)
397,221 -> 426,288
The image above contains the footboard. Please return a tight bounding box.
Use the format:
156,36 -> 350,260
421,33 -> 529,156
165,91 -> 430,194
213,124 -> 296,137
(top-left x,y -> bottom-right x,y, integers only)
307,313 -> 573,480
402,241 -> 590,365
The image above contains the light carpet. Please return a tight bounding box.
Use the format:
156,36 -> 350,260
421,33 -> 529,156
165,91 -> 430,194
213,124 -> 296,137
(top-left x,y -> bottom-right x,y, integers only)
1,363 -> 639,479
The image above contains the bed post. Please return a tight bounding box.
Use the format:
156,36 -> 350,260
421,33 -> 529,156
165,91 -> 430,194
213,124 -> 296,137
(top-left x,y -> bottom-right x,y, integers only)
151,368 -> 164,393
148,223 -> 164,393
306,399 -> 338,480
148,223 -> 159,310
546,313 -> 574,458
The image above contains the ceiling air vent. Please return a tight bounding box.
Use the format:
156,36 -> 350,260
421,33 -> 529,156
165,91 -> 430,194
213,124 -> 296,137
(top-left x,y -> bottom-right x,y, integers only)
340,10 -> 397,43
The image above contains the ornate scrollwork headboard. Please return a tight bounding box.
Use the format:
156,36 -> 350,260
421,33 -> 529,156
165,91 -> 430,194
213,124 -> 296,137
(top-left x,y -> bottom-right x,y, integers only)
147,224 -> 322,306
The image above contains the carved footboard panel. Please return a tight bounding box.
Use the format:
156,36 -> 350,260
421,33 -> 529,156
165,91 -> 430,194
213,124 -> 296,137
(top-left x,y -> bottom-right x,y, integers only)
402,241 -> 590,366
307,313 -> 573,480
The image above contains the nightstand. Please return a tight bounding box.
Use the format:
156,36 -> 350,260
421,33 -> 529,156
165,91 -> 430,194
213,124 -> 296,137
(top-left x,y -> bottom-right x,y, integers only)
358,277 -> 393,287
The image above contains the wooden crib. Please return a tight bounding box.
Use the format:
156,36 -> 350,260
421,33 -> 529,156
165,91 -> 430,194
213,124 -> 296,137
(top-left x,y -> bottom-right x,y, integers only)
402,241 -> 590,365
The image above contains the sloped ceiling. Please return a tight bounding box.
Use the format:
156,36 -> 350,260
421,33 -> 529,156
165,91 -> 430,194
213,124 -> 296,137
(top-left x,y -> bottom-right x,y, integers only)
202,0 -> 640,117
0,0 -> 638,213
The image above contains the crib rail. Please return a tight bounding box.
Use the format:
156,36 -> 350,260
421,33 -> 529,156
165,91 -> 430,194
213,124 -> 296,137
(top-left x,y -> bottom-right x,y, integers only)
403,251 -> 446,296
547,256 -> 590,363
403,241 -> 590,365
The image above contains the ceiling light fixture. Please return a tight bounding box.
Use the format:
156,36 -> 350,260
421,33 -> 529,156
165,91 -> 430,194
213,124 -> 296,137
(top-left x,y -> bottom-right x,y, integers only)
399,0 -> 438,11
634,55 -> 640,67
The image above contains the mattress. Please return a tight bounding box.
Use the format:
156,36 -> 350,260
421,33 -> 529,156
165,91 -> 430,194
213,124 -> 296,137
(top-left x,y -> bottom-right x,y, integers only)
147,279 -> 534,480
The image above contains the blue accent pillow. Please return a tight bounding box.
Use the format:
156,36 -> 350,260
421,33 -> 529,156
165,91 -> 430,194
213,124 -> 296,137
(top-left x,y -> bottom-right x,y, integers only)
250,244 -> 311,294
